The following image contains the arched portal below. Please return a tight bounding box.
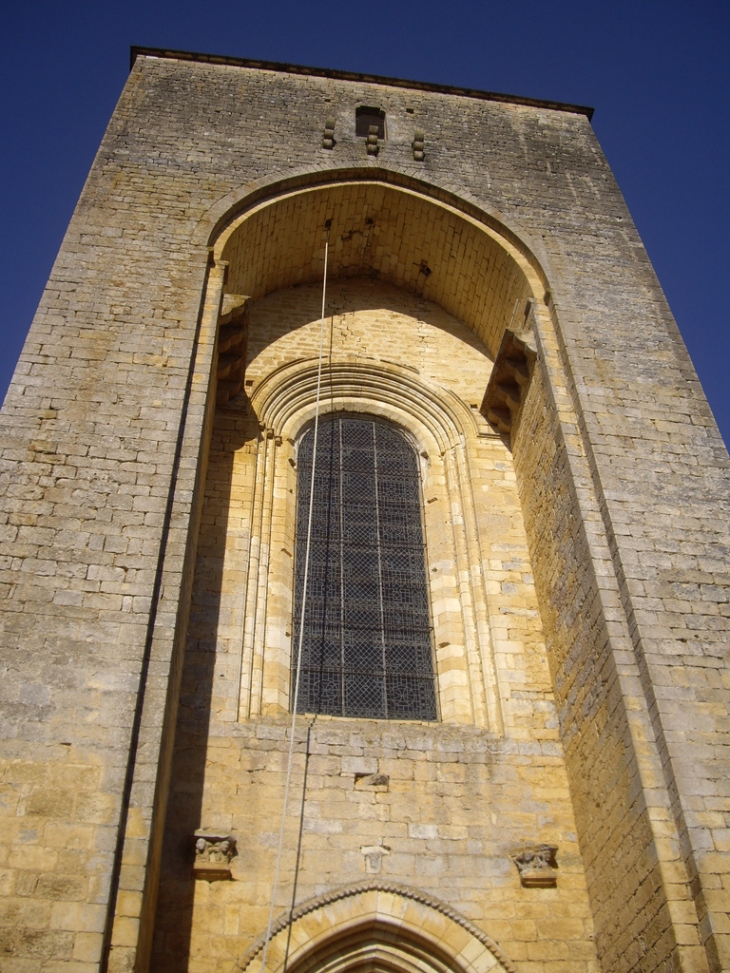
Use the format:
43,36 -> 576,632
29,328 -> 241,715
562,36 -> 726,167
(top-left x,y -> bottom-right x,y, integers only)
234,882 -> 517,973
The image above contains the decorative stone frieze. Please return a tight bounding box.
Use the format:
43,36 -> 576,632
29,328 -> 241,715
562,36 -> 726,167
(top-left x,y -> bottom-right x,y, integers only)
512,845 -> 558,887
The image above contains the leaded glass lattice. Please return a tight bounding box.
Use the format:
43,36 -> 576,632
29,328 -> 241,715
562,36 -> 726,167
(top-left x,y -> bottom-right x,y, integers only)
293,414 -> 437,720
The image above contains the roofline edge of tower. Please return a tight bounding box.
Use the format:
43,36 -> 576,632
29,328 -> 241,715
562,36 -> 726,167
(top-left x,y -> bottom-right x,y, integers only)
128,45 -> 595,120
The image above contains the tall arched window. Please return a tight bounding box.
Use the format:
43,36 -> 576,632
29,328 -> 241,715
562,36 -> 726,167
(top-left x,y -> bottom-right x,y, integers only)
293,414 -> 437,720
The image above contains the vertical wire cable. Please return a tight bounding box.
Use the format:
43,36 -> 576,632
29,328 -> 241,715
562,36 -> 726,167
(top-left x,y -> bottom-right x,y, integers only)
259,224 -> 330,973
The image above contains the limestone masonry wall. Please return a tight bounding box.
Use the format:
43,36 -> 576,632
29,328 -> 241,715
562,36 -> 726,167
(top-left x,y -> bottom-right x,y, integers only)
0,51 -> 727,973
151,280 -> 597,973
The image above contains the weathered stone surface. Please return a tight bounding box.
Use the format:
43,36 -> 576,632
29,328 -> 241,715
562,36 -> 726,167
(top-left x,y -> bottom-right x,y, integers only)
0,50 -> 727,973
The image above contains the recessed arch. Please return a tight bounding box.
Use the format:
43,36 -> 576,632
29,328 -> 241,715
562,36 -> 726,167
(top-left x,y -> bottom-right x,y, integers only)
201,166 -> 546,277
233,881 -> 517,973
205,180 -> 557,735
207,171 -> 548,360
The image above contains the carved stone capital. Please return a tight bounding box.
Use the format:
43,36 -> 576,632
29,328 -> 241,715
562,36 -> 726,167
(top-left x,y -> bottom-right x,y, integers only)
512,845 -> 558,888
193,832 -> 237,881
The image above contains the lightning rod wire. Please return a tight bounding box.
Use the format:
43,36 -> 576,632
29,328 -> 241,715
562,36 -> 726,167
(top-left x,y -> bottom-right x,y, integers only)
259,223 -> 330,973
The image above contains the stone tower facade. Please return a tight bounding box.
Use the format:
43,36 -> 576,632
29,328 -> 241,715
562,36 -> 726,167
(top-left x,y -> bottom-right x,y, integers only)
0,48 -> 728,973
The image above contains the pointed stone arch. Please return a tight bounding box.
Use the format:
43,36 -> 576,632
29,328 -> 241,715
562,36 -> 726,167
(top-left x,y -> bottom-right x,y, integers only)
199,166 -> 548,290
206,172 -> 547,363
233,882 -> 518,973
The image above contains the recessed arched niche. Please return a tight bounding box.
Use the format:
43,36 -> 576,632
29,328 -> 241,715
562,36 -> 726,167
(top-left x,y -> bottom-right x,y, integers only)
179,174 -> 563,739
214,176 -> 544,361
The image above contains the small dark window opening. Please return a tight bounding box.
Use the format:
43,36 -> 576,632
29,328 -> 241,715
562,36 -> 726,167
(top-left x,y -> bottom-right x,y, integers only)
356,106 -> 386,139
293,414 -> 437,721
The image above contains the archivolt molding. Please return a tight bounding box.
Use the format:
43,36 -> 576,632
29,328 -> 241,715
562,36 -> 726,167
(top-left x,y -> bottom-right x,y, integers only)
241,354 -> 502,728
249,356 -> 485,454
233,880 -> 517,973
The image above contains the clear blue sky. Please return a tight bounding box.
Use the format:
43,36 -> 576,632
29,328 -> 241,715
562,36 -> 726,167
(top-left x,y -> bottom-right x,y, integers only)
2,0 -> 728,444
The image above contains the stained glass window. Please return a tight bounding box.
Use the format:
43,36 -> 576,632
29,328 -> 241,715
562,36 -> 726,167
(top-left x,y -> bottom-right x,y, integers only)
292,414 -> 437,720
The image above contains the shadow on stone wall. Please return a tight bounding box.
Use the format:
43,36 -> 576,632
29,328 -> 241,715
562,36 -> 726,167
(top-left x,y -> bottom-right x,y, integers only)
150,408 -> 255,971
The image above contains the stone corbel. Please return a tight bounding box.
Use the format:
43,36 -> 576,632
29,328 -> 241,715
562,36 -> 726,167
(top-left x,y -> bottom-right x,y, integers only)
193,832 -> 237,881
366,125 -> 379,156
412,130 -> 425,161
216,297 -> 248,407
513,844 -> 558,888
322,119 -> 335,149
480,327 -> 536,440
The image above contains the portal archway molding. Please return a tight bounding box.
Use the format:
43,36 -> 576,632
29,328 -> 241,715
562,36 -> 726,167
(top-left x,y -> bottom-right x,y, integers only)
233,881 -> 517,973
